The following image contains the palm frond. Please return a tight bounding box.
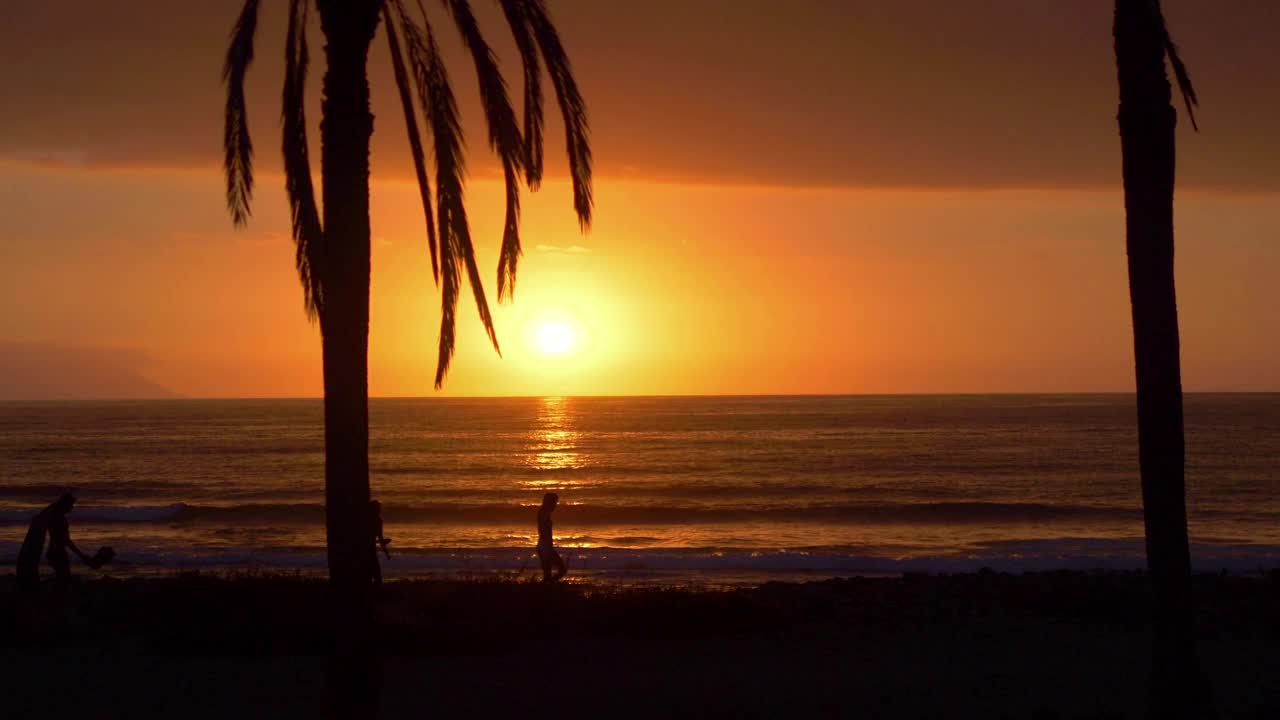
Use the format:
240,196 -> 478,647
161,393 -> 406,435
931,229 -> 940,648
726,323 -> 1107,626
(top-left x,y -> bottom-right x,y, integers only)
383,2 -> 439,284
395,1 -> 501,386
222,0 -> 260,226
439,0 -> 525,300
283,0 -> 325,319
498,160 -> 522,299
499,0 -> 544,188
523,0 -> 593,229
1161,28 -> 1199,132
438,0 -> 524,172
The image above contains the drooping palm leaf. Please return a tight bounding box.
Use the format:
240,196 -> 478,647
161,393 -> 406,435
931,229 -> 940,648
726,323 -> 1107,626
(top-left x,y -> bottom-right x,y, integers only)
395,0 -> 501,386
393,1 -> 460,368
383,2 -> 440,283
438,0 -> 524,169
223,0 -> 260,226
1164,47 -> 1198,131
498,160 -> 522,300
522,0 -> 593,229
498,0 -> 544,189
438,0 -> 526,300
1160,27 -> 1199,131
282,0 -> 325,319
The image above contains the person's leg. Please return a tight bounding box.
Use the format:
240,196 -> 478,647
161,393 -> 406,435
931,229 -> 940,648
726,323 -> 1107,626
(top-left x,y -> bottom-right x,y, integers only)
49,553 -> 71,594
551,550 -> 567,581
538,546 -> 553,582
16,561 -> 39,592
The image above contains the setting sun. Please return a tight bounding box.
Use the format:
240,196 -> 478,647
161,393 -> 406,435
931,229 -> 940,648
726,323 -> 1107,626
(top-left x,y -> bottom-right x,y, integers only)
516,306 -> 593,366
534,321 -> 575,355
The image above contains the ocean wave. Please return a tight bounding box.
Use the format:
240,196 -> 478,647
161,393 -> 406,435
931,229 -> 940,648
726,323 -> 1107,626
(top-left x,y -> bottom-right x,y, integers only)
0,499 -> 1155,526
2,498 -> 1273,528
0,484 -> 83,500
0,540 -> 1276,576
0,483 -> 199,502
0,503 -> 190,524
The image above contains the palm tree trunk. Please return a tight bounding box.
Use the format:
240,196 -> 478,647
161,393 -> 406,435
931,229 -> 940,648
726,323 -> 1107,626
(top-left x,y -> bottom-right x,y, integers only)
316,2 -> 381,717
1113,2 -> 1208,717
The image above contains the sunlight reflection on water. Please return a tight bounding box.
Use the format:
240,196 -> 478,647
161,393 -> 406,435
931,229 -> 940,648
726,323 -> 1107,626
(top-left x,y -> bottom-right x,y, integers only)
521,396 -> 587,474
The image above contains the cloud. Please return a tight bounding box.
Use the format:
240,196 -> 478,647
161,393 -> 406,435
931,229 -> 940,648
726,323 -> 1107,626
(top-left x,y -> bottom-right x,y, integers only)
536,244 -> 591,255
0,1 -> 1275,192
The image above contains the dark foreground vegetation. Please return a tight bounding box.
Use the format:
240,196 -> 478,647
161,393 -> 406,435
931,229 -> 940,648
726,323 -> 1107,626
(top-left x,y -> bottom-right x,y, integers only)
2,571 -> 1277,718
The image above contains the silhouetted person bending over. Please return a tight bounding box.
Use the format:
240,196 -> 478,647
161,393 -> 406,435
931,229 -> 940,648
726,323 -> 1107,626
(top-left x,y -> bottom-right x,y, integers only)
16,493 -> 101,591
369,500 -> 391,586
536,493 -> 567,582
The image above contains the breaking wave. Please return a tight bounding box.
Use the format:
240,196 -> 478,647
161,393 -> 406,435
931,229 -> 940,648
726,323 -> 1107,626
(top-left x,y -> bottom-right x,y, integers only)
0,499 -> 1157,526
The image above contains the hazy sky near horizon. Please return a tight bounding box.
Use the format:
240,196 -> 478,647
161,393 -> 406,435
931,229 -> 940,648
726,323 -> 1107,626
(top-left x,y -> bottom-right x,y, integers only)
1,1 -> 1277,398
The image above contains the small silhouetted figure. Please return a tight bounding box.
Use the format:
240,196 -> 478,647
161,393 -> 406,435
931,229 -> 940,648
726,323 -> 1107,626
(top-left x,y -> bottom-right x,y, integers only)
369,500 -> 391,586
16,493 -> 98,591
536,493 -> 567,582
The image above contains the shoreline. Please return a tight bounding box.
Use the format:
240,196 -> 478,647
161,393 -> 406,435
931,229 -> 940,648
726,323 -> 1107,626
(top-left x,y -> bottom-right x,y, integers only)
6,541 -> 1280,589
8,562 -> 1280,591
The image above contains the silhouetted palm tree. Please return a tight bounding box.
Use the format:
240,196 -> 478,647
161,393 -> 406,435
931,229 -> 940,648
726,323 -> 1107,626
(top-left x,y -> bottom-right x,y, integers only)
1113,1 -> 1209,716
222,0 -> 591,714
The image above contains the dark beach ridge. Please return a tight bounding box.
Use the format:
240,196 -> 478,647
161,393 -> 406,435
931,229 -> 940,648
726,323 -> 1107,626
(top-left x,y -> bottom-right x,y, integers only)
3,570 -> 1278,718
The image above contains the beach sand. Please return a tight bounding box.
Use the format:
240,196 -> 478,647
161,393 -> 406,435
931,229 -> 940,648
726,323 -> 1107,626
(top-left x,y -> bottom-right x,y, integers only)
2,571 -> 1277,718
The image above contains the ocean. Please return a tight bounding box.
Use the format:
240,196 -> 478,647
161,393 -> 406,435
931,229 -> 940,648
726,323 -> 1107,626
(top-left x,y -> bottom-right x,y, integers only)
2,394 -> 1278,585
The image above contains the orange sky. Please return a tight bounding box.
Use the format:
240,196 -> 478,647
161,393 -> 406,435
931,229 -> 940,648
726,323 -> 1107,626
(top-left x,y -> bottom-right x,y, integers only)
0,1 -> 1277,398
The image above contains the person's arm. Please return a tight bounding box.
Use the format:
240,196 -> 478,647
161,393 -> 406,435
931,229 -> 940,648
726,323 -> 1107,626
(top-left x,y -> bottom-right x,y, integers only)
66,537 -> 91,563
375,520 -> 391,559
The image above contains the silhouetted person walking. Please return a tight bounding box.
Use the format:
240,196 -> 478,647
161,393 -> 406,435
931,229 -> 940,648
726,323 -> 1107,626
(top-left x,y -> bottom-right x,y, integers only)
536,493 -> 567,582
369,500 -> 391,586
16,494 -> 100,591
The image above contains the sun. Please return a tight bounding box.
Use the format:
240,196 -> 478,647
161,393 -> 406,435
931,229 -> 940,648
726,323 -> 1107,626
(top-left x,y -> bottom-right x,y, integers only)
534,321 -> 575,355
521,308 -> 589,361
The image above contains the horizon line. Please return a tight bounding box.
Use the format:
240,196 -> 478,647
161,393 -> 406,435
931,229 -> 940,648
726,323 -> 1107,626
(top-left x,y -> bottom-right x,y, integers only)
4,390 -> 1279,403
